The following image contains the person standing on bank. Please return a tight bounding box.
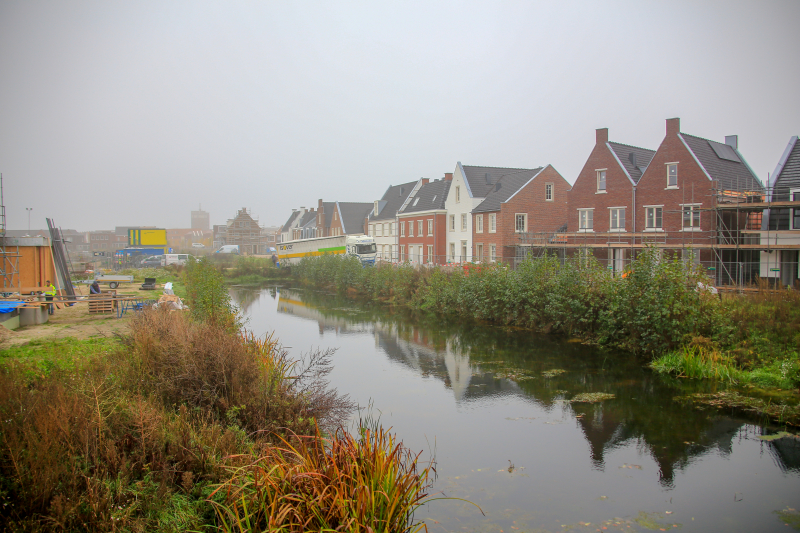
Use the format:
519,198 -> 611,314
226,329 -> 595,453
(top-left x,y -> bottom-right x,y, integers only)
89,280 -> 101,295
44,280 -> 57,315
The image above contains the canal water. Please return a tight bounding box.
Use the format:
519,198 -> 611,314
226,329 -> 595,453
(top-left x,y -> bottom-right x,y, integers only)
231,285 -> 800,533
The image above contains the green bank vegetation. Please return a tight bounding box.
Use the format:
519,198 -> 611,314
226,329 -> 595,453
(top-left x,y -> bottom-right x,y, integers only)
292,249 -> 800,416
0,257 -> 434,532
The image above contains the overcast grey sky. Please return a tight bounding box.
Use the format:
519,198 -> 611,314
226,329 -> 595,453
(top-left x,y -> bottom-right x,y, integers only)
1,0 -> 798,231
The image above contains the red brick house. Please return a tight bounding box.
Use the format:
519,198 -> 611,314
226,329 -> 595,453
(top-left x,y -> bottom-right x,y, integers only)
472,165 -> 569,264
397,179 -> 450,264
634,118 -> 762,280
566,127 -> 656,271
315,199 -> 372,237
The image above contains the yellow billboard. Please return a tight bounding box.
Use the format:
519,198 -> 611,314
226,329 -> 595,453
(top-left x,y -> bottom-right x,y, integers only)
129,229 -> 167,247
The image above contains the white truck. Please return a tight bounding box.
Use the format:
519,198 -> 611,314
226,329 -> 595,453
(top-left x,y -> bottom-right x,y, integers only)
277,235 -> 377,266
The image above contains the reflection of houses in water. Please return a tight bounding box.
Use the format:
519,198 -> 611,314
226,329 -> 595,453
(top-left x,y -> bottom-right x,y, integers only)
277,290 -> 373,336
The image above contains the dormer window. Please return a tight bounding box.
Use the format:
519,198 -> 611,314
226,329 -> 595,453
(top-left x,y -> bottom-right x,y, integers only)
413,197 -> 420,207
374,201 -> 379,216
667,163 -> 678,188
597,170 -> 606,192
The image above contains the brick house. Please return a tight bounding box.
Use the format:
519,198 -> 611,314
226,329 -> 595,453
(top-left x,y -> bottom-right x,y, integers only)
445,163 -> 537,262
397,179 -> 451,264
634,118 -> 762,282
316,200 -> 372,237
566,127 -> 656,272
368,179 -> 424,262
472,165 -> 569,264
227,208 -> 267,255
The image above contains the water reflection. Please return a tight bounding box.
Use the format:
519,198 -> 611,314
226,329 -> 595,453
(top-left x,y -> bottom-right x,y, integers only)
235,285 -> 800,532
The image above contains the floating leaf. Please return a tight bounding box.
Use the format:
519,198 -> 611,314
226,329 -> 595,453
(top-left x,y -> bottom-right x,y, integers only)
571,392 -> 615,403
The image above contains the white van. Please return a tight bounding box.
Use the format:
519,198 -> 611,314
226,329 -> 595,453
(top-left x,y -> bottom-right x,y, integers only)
214,245 -> 240,255
162,254 -> 192,266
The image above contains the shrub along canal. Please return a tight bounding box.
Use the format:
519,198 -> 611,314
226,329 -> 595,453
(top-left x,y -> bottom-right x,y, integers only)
231,284 -> 800,533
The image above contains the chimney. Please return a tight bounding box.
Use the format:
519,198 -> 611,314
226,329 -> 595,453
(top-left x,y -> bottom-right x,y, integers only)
596,128 -> 608,144
421,178 -> 429,186
725,135 -> 738,150
666,117 -> 680,136
444,173 -> 453,181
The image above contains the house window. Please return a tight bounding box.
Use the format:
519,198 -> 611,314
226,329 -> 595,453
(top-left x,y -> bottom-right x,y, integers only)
682,204 -> 701,229
579,209 -> 593,231
791,191 -> 800,229
449,243 -> 455,262
476,243 -> 484,261
646,206 -> 663,230
400,222 -> 405,236
461,213 -> 467,231
400,246 -> 405,262
489,213 -> 496,233
545,183 -> 553,201
609,207 -> 625,231
490,244 -> 497,262
597,170 -> 606,192
427,219 -> 433,236
461,241 -> 467,261
667,164 -> 678,188
476,214 -> 484,233
417,220 -> 423,236
448,215 -> 455,231
515,213 -> 527,233
455,186 -> 461,203
408,221 -> 414,237
383,223 -> 388,236
427,245 -> 433,262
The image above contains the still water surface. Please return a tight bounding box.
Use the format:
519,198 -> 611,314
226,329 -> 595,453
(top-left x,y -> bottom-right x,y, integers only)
231,285 -> 800,533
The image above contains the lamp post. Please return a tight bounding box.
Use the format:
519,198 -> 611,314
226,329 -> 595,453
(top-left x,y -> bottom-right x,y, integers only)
25,208 -> 32,232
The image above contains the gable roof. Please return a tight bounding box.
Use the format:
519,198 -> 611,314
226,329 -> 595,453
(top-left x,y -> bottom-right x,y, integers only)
337,202 -> 373,234
281,211 -> 302,233
460,164 -> 538,198
321,202 -> 336,229
297,210 -> 317,229
401,180 -> 451,214
607,142 -> 656,184
679,133 -> 763,192
370,180 -> 418,222
770,136 -> 800,194
472,167 -> 544,213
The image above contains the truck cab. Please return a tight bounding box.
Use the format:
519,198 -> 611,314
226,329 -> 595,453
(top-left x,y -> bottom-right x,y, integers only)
345,235 -> 377,266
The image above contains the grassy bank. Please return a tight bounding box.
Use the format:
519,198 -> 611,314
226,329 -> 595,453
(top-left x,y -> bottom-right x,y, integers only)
0,258 -> 434,531
291,250 -> 799,422
219,256 -> 291,285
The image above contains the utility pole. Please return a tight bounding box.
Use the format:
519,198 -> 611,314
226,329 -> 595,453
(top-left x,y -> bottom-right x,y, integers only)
25,208 -> 32,232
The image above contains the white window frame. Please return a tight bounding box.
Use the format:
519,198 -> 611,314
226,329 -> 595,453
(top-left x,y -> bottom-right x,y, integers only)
608,207 -> 626,232
427,219 -> 433,236
645,205 -> 664,231
515,213 -> 528,233
449,215 -> 455,231
596,169 -> 607,193
400,221 -> 405,237
408,220 -> 414,237
449,242 -> 455,262
680,203 -> 702,231
666,163 -> 679,189
578,209 -> 594,232
417,220 -> 423,236
476,243 -> 484,262
490,243 -> 497,262
489,213 -> 496,233
476,214 -> 484,233
461,213 -> 467,231
545,183 -> 554,201
455,186 -> 461,203
427,245 -> 433,263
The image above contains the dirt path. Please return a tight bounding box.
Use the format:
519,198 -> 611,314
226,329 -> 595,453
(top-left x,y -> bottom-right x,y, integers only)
0,283 -> 164,348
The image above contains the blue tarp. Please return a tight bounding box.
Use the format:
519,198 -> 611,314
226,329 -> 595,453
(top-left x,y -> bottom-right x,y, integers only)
0,301 -> 24,313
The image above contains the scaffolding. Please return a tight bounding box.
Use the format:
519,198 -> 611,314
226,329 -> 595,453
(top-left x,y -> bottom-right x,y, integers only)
0,174 -> 21,291
510,183 -> 800,288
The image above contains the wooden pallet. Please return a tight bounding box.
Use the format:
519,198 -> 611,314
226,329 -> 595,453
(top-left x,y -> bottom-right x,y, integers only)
88,290 -> 117,314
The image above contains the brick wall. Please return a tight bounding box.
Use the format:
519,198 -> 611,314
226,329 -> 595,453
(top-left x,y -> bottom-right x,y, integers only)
398,212 -> 447,263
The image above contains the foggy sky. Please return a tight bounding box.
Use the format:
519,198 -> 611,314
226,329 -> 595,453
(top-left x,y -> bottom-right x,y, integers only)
1,0 -> 798,231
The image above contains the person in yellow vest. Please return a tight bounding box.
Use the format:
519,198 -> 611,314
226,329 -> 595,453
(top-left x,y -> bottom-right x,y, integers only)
43,280 -> 57,315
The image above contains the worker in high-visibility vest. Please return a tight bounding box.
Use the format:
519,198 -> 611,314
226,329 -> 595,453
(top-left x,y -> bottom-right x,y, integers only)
43,280 -> 57,315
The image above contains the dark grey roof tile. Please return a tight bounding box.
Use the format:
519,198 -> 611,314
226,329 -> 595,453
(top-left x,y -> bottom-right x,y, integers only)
461,165 -> 537,198
401,180 -> 451,213
607,142 -> 656,184
369,180 -> 418,222
337,202 -> 373,234
680,133 -> 763,192
472,167 -> 544,213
